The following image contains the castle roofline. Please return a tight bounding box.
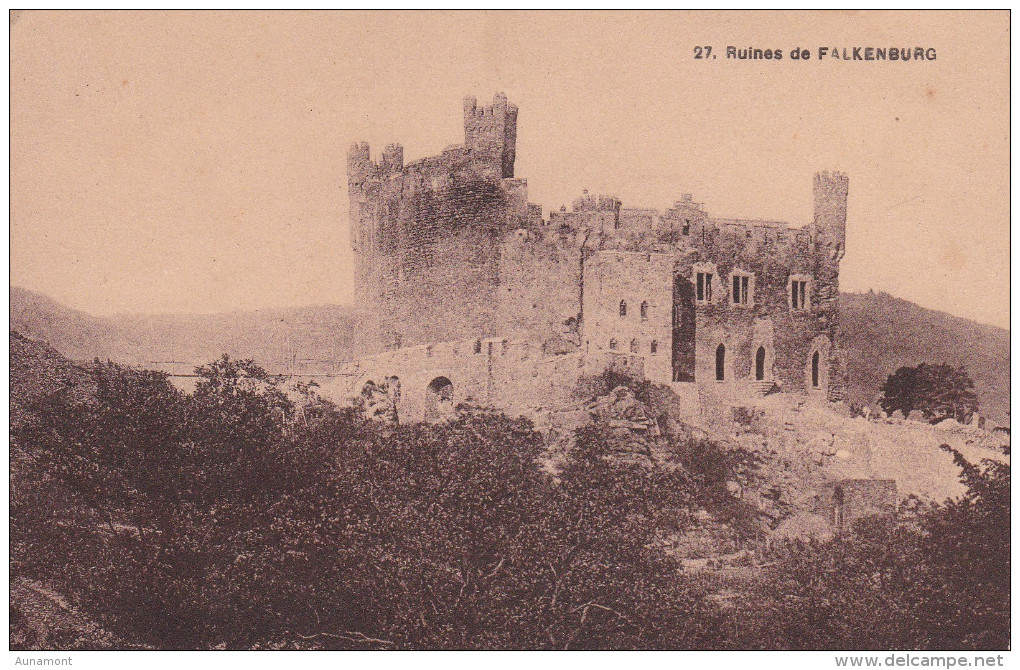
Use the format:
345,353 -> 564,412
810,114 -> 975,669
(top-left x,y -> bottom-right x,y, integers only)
711,217 -> 793,229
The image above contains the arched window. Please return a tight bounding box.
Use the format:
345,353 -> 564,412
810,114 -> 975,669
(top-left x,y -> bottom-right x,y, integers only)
650,340 -> 658,355
755,346 -> 766,381
609,338 -> 618,351
811,351 -> 820,388
640,301 -> 649,319
630,339 -> 639,354
619,300 -> 627,317
473,339 -> 482,354
715,343 -> 726,381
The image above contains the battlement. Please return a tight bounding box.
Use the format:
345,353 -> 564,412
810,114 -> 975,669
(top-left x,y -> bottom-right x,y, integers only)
814,170 -> 849,185
381,143 -> 404,171
346,141 -> 406,178
571,190 -> 622,213
463,92 -> 518,178
463,92 -> 519,118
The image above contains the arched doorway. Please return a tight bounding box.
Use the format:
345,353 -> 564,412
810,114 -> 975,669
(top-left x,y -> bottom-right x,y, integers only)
672,275 -> 696,382
424,376 -> 455,422
715,344 -> 726,381
811,351 -> 820,388
833,484 -> 845,527
755,346 -> 766,381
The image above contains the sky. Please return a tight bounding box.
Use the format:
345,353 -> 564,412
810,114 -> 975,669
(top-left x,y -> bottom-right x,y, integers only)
10,11 -> 1010,328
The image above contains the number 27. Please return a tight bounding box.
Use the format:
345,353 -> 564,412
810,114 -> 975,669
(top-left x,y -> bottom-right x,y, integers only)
693,46 -> 712,59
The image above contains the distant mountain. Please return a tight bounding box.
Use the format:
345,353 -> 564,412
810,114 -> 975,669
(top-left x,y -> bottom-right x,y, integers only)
10,286 -> 377,376
10,286 -> 1010,426
840,291 -> 1009,427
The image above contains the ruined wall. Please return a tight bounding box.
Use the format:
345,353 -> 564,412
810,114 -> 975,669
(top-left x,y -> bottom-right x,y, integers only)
346,94 -> 847,406
332,336 -> 642,423
579,173 -> 846,399
692,216 -> 834,395
582,251 -> 675,384
348,94 -> 525,349
496,226 -> 585,348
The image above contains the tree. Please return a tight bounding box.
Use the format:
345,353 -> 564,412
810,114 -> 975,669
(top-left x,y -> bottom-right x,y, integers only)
878,363 -> 978,424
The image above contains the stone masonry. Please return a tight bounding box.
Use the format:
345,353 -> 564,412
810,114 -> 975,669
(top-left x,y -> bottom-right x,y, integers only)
343,94 -> 849,423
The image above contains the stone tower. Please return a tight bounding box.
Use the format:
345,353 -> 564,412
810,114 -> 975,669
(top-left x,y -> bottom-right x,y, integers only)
811,171 -> 849,400
463,93 -> 518,179
347,94 -> 528,350
812,171 -> 848,264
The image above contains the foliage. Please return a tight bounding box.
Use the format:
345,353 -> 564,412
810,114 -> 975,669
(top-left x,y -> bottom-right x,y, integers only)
878,363 -> 978,424
14,356 -> 722,650
728,447 -> 1009,650
13,355 -> 1007,650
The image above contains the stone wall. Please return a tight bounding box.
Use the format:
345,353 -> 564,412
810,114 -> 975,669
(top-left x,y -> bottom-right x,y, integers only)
496,226 -> 585,347
328,335 -> 643,424
582,251 -> 675,384
348,94 -> 527,349
345,94 -> 848,407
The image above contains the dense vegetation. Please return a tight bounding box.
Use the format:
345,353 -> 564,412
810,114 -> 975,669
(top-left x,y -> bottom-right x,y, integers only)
10,349 -> 1010,650
730,446 -> 1009,650
878,363 -> 979,424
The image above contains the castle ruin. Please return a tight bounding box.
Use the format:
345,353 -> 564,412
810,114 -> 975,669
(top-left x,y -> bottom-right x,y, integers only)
343,93 -> 849,423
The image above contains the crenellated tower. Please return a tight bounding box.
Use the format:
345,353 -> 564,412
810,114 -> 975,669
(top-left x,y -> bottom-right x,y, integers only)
463,93 -> 518,178
346,94 -> 528,351
812,171 -> 848,264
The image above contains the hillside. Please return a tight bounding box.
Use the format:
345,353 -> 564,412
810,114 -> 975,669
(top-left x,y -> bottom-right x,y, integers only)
10,286 -> 376,376
840,291 -> 1010,427
10,286 -> 1010,426
9,330 -> 94,429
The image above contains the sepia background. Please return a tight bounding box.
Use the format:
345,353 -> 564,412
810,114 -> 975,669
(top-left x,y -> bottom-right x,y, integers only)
10,10 -> 1009,329
9,11 -> 1011,658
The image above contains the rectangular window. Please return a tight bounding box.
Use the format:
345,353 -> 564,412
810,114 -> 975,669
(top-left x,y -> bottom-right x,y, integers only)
732,275 -> 751,305
791,280 -> 808,310
697,272 -> 713,302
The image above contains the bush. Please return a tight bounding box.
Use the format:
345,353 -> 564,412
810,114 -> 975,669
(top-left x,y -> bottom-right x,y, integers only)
18,355 -> 1005,650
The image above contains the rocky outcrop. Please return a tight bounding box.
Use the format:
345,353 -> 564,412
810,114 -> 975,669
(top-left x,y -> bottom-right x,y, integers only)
357,380 -> 398,423
585,385 -> 661,454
